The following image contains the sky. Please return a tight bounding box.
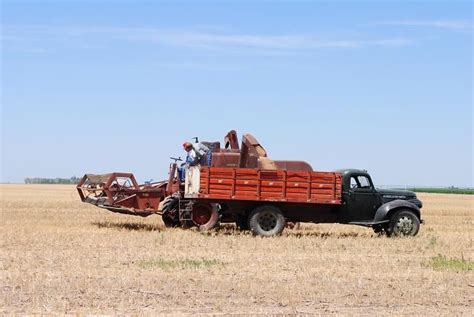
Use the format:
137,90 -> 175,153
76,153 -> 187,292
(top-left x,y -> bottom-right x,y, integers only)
1,0 -> 473,187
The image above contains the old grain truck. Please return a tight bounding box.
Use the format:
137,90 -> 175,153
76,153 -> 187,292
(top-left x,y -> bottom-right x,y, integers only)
77,130 -> 423,237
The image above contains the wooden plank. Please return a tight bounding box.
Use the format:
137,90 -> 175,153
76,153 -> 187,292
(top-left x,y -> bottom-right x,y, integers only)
235,179 -> 259,186
332,173 -> 336,200
235,183 -> 257,190
257,170 -> 261,199
261,191 -> 285,199
209,184 -> 233,191
287,181 -> 309,189
231,169 -> 236,197
206,189 -> 232,197
310,183 -> 337,189
286,193 -> 309,201
307,173 -> 312,200
309,189 -> 339,195
260,186 -> 285,193
261,180 -> 284,187
286,172 -> 311,182
209,179 -> 234,185
205,168 -> 210,194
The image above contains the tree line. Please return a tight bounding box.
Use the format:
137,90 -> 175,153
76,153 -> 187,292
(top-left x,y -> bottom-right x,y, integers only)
24,176 -> 81,184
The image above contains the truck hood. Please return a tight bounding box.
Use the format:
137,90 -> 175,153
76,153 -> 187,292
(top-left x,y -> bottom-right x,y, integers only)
377,189 -> 422,208
377,189 -> 416,200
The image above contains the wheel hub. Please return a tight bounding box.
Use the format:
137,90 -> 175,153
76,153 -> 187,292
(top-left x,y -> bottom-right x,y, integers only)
258,212 -> 277,231
396,216 -> 413,234
192,205 -> 212,225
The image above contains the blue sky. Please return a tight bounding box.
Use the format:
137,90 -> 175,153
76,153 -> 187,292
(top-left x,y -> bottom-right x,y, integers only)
1,0 -> 472,187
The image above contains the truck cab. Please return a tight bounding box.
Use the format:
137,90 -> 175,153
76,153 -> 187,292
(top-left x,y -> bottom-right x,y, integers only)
337,169 -> 423,236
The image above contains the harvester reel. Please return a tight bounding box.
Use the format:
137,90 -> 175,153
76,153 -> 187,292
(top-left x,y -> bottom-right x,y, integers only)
77,173 -> 166,217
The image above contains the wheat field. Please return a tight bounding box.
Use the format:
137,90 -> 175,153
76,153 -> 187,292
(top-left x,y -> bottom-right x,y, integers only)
1,184 -> 472,315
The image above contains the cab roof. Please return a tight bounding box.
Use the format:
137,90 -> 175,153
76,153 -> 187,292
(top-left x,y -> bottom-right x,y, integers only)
334,169 -> 369,176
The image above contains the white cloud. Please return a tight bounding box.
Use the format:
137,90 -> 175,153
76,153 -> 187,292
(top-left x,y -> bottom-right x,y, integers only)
379,19 -> 473,30
3,25 -> 414,54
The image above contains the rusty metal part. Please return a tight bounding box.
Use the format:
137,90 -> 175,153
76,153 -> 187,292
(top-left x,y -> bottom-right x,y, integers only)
272,161 -> 313,172
77,172 -> 171,217
224,130 -> 240,150
166,162 -> 181,194
239,133 -> 264,168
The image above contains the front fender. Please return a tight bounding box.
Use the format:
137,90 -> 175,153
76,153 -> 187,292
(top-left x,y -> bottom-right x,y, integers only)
374,199 -> 421,223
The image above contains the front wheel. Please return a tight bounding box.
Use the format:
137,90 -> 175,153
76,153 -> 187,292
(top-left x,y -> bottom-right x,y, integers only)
248,205 -> 285,237
161,196 -> 180,227
387,210 -> 420,237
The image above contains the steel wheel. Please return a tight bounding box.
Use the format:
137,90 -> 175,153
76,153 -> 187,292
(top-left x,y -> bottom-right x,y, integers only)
192,203 -> 219,230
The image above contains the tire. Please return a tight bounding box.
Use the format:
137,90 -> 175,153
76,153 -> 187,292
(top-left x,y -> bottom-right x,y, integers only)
161,196 -> 180,227
248,205 -> 285,237
192,203 -> 219,230
387,210 -> 420,237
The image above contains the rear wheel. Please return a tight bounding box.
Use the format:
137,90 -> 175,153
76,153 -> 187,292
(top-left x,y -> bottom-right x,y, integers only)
249,205 -> 285,237
387,210 -> 420,237
192,203 -> 219,230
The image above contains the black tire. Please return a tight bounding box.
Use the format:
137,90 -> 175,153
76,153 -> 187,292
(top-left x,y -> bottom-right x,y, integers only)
387,210 -> 420,237
161,196 -> 180,227
248,205 -> 285,237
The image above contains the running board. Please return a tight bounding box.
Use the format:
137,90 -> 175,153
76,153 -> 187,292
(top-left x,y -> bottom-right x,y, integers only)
348,220 -> 389,227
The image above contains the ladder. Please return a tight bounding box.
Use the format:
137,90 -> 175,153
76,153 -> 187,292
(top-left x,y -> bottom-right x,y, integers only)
178,198 -> 194,222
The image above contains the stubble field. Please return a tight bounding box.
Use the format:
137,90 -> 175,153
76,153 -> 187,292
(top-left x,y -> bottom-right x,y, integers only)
1,184 -> 472,315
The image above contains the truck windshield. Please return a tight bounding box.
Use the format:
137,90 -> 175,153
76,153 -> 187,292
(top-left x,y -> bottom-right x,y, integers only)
357,176 -> 371,188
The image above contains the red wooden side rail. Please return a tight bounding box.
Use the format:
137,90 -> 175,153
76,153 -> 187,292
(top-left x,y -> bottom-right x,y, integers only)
198,167 -> 342,205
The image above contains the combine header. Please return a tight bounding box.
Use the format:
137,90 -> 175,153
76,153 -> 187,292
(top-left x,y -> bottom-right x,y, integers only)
77,160 -> 181,217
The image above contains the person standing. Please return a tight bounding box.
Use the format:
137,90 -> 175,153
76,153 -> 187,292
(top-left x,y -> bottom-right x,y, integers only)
178,142 -> 194,181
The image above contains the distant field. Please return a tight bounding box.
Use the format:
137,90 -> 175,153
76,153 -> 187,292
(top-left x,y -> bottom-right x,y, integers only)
1,185 -> 473,315
409,187 -> 474,195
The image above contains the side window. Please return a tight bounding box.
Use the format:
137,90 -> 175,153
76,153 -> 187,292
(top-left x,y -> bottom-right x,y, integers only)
350,177 -> 358,189
357,176 -> 371,189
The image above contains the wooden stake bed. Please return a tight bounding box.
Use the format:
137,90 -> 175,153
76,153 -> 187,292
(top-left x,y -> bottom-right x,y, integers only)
196,167 -> 342,205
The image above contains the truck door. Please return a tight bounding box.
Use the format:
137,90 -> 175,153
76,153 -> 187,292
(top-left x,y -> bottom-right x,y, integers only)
346,175 -> 380,221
